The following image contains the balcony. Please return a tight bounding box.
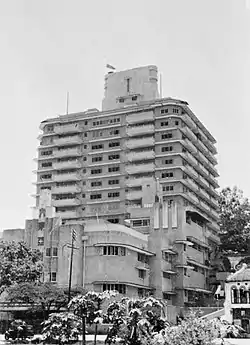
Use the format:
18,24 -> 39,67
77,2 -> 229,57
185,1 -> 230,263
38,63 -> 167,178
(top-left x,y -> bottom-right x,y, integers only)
186,179 -> 199,191
186,248 -> 204,264
185,152 -> 198,167
126,162 -> 155,175
210,208 -> 219,220
54,148 -> 82,158
56,211 -> 79,219
54,123 -> 82,134
126,136 -> 155,149
54,160 -> 82,170
198,175 -> 209,188
53,198 -> 81,207
52,185 -> 81,194
180,126 -> 197,142
54,172 -> 81,182
183,166 -> 199,179
184,222 -> 205,242
198,200 -> 210,213
125,177 -> 154,188
54,136 -> 82,146
183,139 -> 197,154
184,272 -> 207,290
126,190 -> 143,200
186,192 -> 199,204
126,150 -> 155,162
198,188 -> 210,200
126,111 -> 154,124
127,124 -> 154,137
162,277 -> 174,293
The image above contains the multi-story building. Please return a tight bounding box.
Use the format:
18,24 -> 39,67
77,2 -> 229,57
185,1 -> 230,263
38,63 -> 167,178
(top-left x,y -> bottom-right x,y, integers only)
30,65 -> 220,308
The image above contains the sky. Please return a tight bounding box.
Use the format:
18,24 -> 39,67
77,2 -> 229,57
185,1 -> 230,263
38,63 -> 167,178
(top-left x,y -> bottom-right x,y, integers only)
0,0 -> 249,231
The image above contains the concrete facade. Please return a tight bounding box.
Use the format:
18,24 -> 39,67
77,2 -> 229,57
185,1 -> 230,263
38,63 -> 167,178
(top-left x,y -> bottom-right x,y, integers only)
31,65 -> 220,307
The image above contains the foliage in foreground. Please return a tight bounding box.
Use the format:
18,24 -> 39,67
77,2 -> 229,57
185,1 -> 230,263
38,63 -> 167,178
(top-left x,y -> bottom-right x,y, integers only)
0,241 -> 43,291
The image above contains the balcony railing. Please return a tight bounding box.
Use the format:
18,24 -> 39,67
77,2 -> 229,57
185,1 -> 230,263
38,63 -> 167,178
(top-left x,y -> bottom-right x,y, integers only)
54,136 -> 82,146
126,162 -> 155,175
54,123 -> 82,134
52,185 -> 81,194
127,124 -> 154,137
125,177 -> 154,188
126,190 -> 143,200
126,111 -> 154,124
54,173 -> 81,182
126,150 -> 155,162
53,160 -> 82,170
53,198 -> 81,207
54,148 -> 82,158
126,136 -> 155,149
56,211 -> 79,219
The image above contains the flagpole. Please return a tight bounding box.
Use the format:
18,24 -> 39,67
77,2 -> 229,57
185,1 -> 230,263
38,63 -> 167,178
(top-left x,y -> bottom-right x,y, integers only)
68,231 -> 74,303
66,92 -> 69,115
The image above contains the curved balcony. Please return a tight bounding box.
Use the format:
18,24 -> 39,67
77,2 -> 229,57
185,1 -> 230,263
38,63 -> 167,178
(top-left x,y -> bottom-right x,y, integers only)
126,137 -> 155,150
52,184 -> 81,194
127,124 -> 154,137
54,136 -> 82,146
126,111 -> 154,124
126,150 -> 155,162
53,198 -> 81,207
56,211 -> 79,219
54,172 -> 81,182
125,162 -> 155,175
54,160 -> 82,170
126,190 -> 143,200
54,123 -> 82,134
54,148 -> 82,158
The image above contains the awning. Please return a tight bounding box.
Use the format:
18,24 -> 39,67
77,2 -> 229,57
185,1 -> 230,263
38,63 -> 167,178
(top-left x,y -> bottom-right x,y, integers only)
175,264 -> 194,270
175,239 -> 193,246
162,290 -> 177,295
186,236 -> 209,249
183,287 -> 213,294
135,265 -> 150,271
162,248 -> 178,255
94,242 -> 155,256
162,269 -> 177,275
187,258 -> 211,270
186,208 -> 210,223
92,280 -> 153,290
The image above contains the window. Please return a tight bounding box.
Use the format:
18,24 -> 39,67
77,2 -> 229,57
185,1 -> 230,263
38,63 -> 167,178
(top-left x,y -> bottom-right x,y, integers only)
163,293 -> 172,300
163,272 -> 171,279
138,253 -> 149,264
163,185 -> 174,192
49,272 -> 57,282
108,179 -> 119,185
52,248 -> 58,257
161,121 -> 168,127
41,162 -> 52,168
162,252 -> 172,262
120,247 -> 126,256
103,246 -> 119,255
83,156 -> 87,161
162,172 -> 174,178
175,120 -> 179,126
41,174 -> 52,180
103,284 -> 126,294
162,146 -> 173,152
84,133 -> 87,137
107,218 -> 120,223
108,166 -> 120,172
162,133 -> 173,140
37,237 -> 44,246
109,154 -> 120,160
46,248 -> 51,256
84,145 -> 87,149
108,192 -> 120,198
92,156 -> 103,162
46,125 -> 54,132
119,98 -> 124,103
132,219 -> 150,227
82,194 -> 86,198
160,109 -> 168,114
109,118 -> 120,124
132,96 -> 137,101
110,129 -> 120,136
91,144 -> 103,150
90,194 -> 102,199
173,108 -> 179,114
41,150 -> 53,156
85,121 -> 88,125
91,168 -> 102,175
138,269 -> 146,279
91,181 -> 102,187
41,186 -> 51,190
109,141 -> 120,148
164,159 -> 173,165
126,78 -> 131,93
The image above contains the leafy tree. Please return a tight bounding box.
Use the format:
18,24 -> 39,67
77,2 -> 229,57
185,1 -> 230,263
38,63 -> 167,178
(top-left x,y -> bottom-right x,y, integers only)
69,291 -> 116,345
104,296 -> 167,345
42,312 -> 81,345
151,312 -> 240,345
7,282 -> 68,320
0,241 -> 43,291
219,187 -> 250,254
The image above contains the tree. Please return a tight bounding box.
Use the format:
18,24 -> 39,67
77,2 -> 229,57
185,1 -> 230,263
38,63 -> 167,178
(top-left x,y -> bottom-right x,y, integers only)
0,241 -> 43,291
42,312 -> 81,345
69,291 -> 116,345
7,282 -> 68,320
104,296 -> 167,345
151,312 -> 240,345
219,186 -> 250,254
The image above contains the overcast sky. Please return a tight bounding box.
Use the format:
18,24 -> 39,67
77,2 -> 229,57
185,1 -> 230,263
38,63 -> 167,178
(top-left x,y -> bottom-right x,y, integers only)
0,0 -> 249,231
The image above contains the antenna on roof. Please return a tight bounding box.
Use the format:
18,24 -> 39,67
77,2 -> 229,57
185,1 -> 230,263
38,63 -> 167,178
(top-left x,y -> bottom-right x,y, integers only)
66,92 -> 69,115
160,73 -> 163,98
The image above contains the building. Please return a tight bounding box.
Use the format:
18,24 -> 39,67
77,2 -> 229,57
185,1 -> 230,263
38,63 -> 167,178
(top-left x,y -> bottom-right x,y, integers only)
224,263 -> 250,332
30,65 -> 220,307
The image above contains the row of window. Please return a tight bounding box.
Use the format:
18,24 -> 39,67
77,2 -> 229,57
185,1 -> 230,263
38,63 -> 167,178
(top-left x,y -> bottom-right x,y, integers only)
132,219 -> 150,227
187,262 -> 205,275
91,166 -> 120,174
103,284 -> 126,294
102,246 -> 126,256
160,107 -> 180,114
93,117 -> 120,127
90,192 -> 120,200
92,154 -> 120,162
91,179 -> 119,187
92,129 -> 120,138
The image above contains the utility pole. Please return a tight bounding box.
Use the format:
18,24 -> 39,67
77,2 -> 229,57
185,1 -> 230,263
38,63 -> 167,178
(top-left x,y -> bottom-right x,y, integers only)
68,228 -> 77,303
